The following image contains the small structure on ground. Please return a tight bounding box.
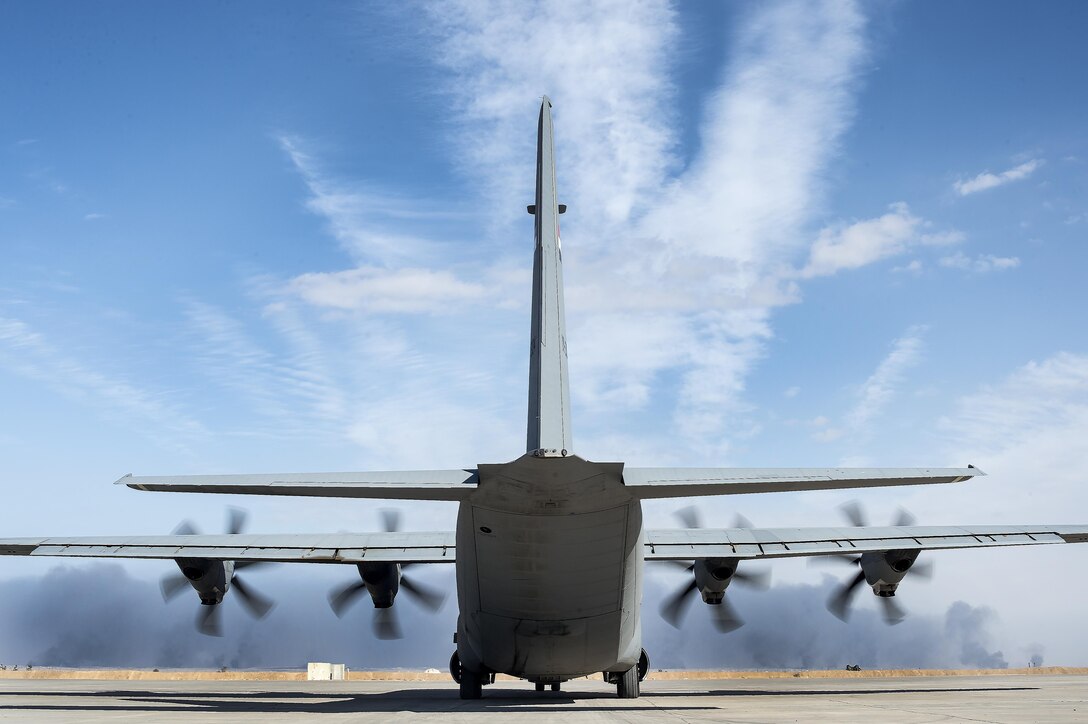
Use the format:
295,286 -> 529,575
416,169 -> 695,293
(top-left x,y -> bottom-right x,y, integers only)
307,662 -> 346,681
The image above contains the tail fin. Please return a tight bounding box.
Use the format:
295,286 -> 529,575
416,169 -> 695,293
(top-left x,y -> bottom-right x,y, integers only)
525,96 -> 573,455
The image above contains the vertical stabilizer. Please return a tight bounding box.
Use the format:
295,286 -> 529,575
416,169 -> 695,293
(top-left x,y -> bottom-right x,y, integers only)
526,96 -> 573,454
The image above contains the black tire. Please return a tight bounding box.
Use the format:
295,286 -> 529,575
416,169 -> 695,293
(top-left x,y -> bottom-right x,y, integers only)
535,682 -> 545,692
459,668 -> 482,699
616,665 -> 639,698
551,683 -> 560,692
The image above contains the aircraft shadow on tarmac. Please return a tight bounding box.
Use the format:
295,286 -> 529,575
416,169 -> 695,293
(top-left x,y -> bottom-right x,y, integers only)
0,685 -> 1040,714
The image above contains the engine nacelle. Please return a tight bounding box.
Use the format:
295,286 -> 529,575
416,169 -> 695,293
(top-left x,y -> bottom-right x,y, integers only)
174,558 -> 233,605
693,558 -> 739,603
859,550 -> 920,596
357,562 -> 401,608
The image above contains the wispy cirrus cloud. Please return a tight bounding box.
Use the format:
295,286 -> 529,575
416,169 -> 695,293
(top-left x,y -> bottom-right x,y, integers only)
266,0 -> 956,463
846,325 -> 927,431
805,325 -> 927,444
258,1 -> 957,463
288,267 -> 487,314
410,0 -> 878,459
0,316 -> 205,448
954,159 -> 1043,196
277,135 -> 455,266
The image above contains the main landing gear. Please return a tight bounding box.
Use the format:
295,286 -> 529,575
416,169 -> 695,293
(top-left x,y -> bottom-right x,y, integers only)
450,651 -> 494,700
604,648 -> 649,699
617,666 -> 639,698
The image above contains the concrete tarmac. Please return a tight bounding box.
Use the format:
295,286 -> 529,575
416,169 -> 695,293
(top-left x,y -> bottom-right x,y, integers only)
1,675 -> 1085,723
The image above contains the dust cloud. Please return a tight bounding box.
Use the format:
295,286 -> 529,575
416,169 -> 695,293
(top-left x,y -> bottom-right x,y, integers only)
0,565 -> 1012,671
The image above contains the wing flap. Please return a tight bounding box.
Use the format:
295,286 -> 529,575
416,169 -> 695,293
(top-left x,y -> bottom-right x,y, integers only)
644,524 -> 1088,560
119,469 -> 479,501
0,532 -> 456,564
625,466 -> 982,499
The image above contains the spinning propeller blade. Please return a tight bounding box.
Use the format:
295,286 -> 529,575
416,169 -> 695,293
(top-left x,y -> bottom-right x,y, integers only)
824,502 -> 934,624
197,604 -> 222,638
329,580 -> 369,618
828,569 -> 867,622
327,510 -> 447,638
162,508 -> 276,636
660,579 -> 699,629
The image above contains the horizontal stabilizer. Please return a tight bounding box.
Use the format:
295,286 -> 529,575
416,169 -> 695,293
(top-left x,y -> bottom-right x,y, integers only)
119,469 -> 479,501
0,531 -> 456,564
644,524 -> 1088,561
624,466 -> 982,499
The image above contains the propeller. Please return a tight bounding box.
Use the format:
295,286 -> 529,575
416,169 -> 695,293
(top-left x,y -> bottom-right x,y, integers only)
658,507 -> 770,631
327,508 -> 447,639
815,501 -> 933,625
160,508 -> 275,637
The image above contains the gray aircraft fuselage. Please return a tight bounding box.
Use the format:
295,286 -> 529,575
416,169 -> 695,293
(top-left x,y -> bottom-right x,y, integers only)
455,454 -> 643,681
453,98 -> 641,682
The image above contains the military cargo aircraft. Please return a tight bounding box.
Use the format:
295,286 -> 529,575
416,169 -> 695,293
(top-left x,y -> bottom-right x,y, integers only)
2,97 -> 1086,698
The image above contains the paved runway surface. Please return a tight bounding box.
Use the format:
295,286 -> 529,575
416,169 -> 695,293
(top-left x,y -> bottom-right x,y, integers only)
1,675 -> 1085,722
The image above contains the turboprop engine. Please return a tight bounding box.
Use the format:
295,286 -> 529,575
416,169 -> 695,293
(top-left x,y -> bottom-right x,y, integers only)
173,557 -> 234,605
661,556 -> 770,632
327,512 -> 446,639
159,509 -> 275,636
693,557 -> 740,603
819,502 -> 935,624
660,506 -> 772,631
860,549 -> 920,596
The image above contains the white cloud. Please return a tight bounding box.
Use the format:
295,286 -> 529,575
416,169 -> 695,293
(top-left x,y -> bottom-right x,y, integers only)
801,202 -> 963,278
846,325 -> 927,431
261,1 -> 878,460
899,352 -> 1088,663
938,252 -> 1020,273
423,0 -> 679,232
288,266 -> 488,313
938,352 -> 1088,463
277,135 -> 454,266
892,259 -> 924,274
810,415 -> 844,442
954,159 -> 1043,196
0,316 -> 205,448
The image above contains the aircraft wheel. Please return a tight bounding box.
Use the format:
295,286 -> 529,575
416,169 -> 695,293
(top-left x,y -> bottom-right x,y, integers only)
459,668 -> 483,699
616,665 -> 639,698
535,682 -> 545,692
551,683 -> 560,692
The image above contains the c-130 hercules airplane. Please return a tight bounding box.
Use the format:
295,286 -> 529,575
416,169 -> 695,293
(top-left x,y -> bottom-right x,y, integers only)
3,97 -> 1087,699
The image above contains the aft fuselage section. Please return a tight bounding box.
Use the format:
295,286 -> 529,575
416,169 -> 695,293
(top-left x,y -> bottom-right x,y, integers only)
454,453 -> 643,681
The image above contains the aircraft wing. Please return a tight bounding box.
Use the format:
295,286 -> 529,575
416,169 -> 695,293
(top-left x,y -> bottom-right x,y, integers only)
643,524 -> 1088,560
624,466 -> 981,499
0,532 -> 456,564
119,469 -> 479,501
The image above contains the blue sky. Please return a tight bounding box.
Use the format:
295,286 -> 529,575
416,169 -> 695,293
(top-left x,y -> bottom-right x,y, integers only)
2,0 -> 1088,667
